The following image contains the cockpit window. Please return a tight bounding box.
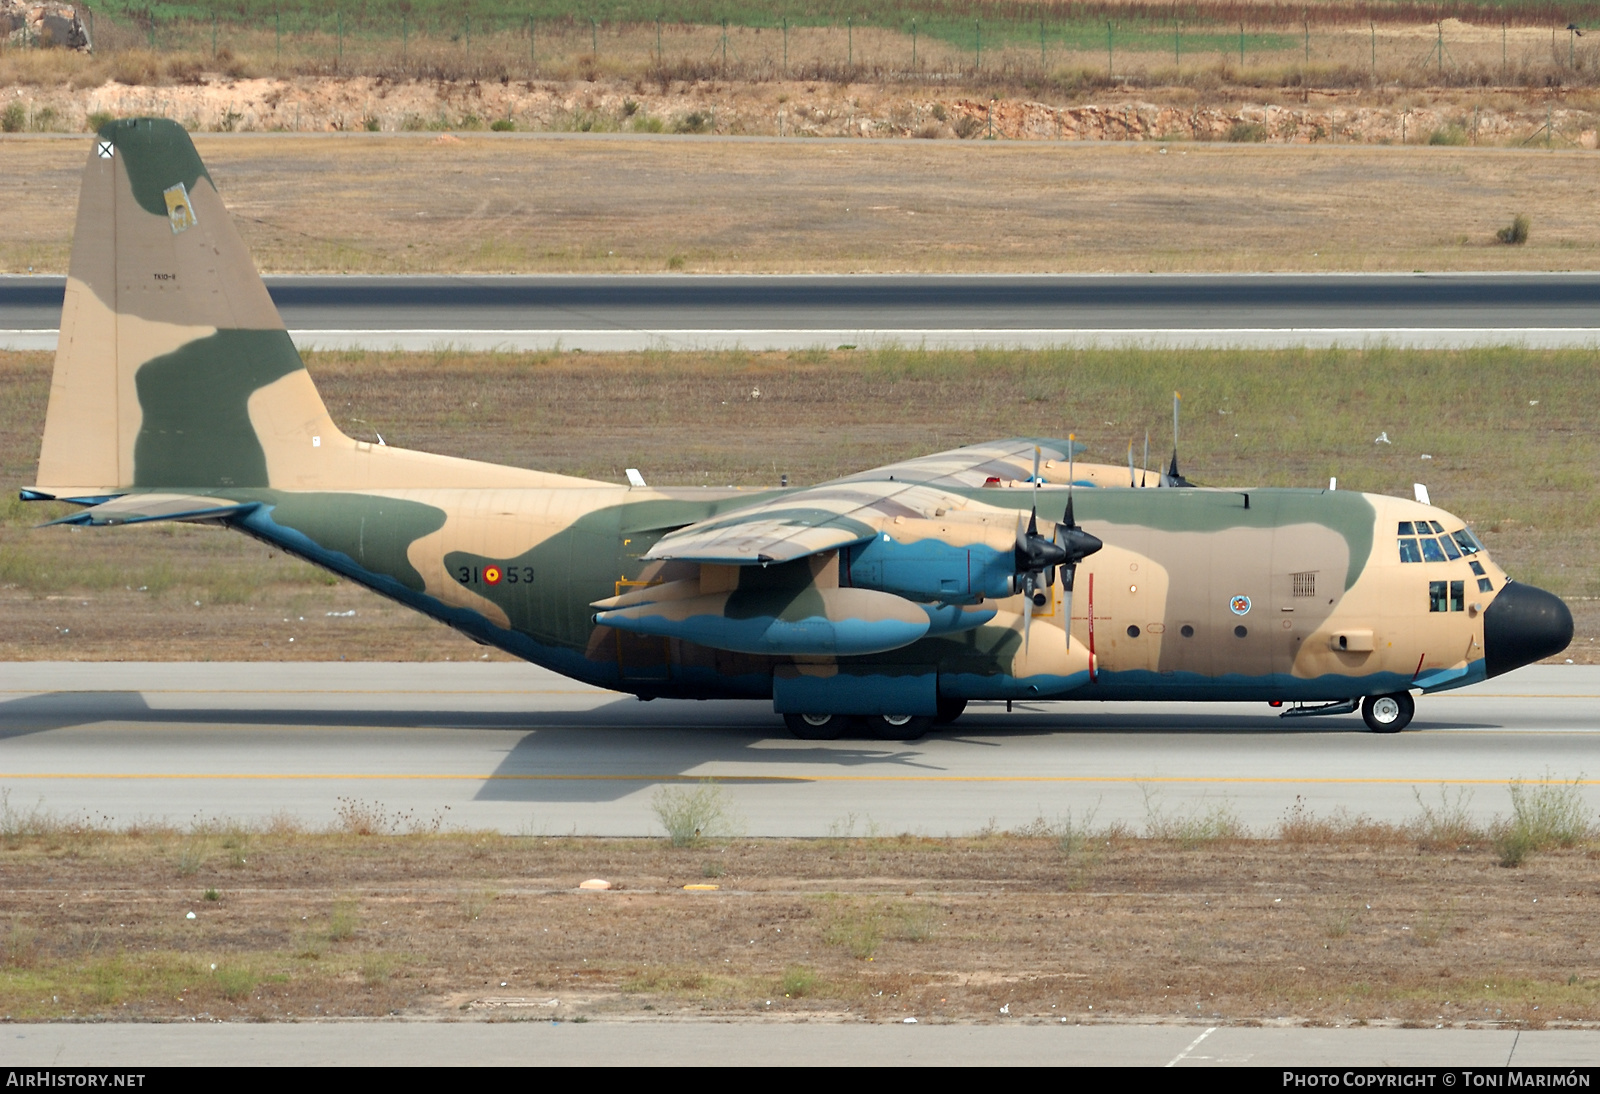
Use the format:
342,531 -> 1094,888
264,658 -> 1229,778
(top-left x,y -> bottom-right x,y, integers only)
1397,521 -> 1415,535
1430,520 -> 1446,534
1399,538 -> 1422,563
1469,560 -> 1485,576
1451,529 -> 1482,555
1420,538 -> 1448,563
1439,534 -> 1461,560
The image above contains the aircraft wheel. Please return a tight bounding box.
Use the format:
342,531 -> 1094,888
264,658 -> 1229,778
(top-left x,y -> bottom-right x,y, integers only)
864,714 -> 932,741
1361,692 -> 1415,734
934,698 -> 968,725
784,713 -> 845,741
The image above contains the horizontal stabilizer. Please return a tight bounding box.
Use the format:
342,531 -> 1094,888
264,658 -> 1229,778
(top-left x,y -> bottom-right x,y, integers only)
45,493 -> 257,527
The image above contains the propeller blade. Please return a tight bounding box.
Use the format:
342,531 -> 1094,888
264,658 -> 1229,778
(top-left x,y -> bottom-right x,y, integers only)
1128,439 -> 1135,487
1022,572 -> 1035,653
1060,564 -> 1075,649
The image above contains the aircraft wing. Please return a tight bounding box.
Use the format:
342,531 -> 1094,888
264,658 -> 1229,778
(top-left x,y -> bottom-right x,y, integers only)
644,480 -> 965,565
827,436 -> 1086,489
44,492 -> 258,527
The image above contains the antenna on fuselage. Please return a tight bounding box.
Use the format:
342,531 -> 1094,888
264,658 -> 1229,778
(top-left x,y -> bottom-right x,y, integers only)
1166,391 -> 1194,487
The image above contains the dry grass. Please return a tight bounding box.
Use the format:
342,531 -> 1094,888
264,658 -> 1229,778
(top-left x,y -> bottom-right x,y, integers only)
1,345 -> 1595,661
0,816 -> 1596,1024
7,133 -> 1600,274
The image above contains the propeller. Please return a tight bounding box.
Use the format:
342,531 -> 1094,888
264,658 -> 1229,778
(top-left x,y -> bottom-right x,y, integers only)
1013,440 -> 1103,650
1053,441 -> 1103,651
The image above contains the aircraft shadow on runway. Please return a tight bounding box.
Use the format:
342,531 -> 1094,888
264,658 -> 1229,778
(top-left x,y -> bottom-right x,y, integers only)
0,691 -> 1499,806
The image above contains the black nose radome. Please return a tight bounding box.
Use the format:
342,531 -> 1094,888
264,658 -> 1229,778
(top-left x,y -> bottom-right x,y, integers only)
1483,581 -> 1574,678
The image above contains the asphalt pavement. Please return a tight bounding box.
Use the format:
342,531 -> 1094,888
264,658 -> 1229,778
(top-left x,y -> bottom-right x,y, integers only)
0,662 -> 1593,836
5,273 -> 1600,350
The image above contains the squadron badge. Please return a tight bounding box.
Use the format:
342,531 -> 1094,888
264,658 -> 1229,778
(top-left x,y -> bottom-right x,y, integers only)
163,182 -> 197,234
1229,595 -> 1252,616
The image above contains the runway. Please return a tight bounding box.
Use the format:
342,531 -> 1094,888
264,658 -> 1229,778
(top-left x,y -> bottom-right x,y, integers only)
5,273 -> 1600,351
7,1020 -> 1598,1067
1,662 -> 1594,836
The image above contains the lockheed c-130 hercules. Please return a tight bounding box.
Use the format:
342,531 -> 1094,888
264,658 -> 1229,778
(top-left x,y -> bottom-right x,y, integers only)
25,120 -> 1574,740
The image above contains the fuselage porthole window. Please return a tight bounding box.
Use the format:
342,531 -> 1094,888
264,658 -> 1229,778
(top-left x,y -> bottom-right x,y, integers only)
1429,580 -> 1448,612
1420,537 -> 1448,563
1399,538 -> 1422,563
1180,624 -> 1195,638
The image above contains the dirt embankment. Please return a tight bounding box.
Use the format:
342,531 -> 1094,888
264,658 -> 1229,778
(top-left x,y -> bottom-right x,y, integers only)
3,74 -> 1597,147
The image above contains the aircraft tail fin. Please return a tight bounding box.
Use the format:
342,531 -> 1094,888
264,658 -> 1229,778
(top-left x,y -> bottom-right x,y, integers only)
34,118 -> 597,500
34,117 -> 335,499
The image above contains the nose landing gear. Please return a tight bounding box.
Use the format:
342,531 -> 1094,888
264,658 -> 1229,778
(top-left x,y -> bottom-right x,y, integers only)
1361,692 -> 1415,733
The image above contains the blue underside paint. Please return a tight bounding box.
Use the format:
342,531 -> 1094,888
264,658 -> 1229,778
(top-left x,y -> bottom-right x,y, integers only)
600,609 -> 929,657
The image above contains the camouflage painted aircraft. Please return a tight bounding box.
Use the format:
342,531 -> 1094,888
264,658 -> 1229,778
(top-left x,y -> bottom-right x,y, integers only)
25,119 -> 1574,740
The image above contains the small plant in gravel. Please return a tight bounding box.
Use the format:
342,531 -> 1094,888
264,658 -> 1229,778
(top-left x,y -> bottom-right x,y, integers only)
1410,786 -> 1482,851
651,781 -> 741,847
1141,787 -> 1247,848
1493,774 -> 1593,866
780,965 -> 817,997
328,899 -> 359,942
1497,213 -> 1530,245
212,964 -> 257,1001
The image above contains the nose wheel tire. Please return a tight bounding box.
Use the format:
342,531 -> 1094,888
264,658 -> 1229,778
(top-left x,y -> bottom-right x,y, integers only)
784,713 -> 845,741
1361,692 -> 1415,734
865,714 -> 932,741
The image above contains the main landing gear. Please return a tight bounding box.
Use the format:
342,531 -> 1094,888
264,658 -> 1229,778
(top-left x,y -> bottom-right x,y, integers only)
1361,691 -> 1415,734
782,713 -> 933,741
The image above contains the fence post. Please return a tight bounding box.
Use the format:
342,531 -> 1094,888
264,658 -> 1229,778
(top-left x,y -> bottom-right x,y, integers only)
1040,18 -> 1046,70
1303,19 -> 1309,66
337,9 -> 343,73
400,13 -> 406,65
465,13 -> 471,51
212,12 -> 217,57
911,19 -> 916,71
1107,21 -> 1113,78
782,17 -> 787,76
847,17 -> 852,70
657,18 -> 662,67
277,12 -> 283,65
1370,23 -> 1376,82
722,18 -> 728,72
148,14 -> 156,50
591,17 -> 597,56
975,20 -> 980,71
1174,21 -> 1180,71
1239,23 -> 1244,69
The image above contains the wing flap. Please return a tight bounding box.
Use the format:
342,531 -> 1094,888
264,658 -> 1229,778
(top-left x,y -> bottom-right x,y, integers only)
644,481 -> 962,566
